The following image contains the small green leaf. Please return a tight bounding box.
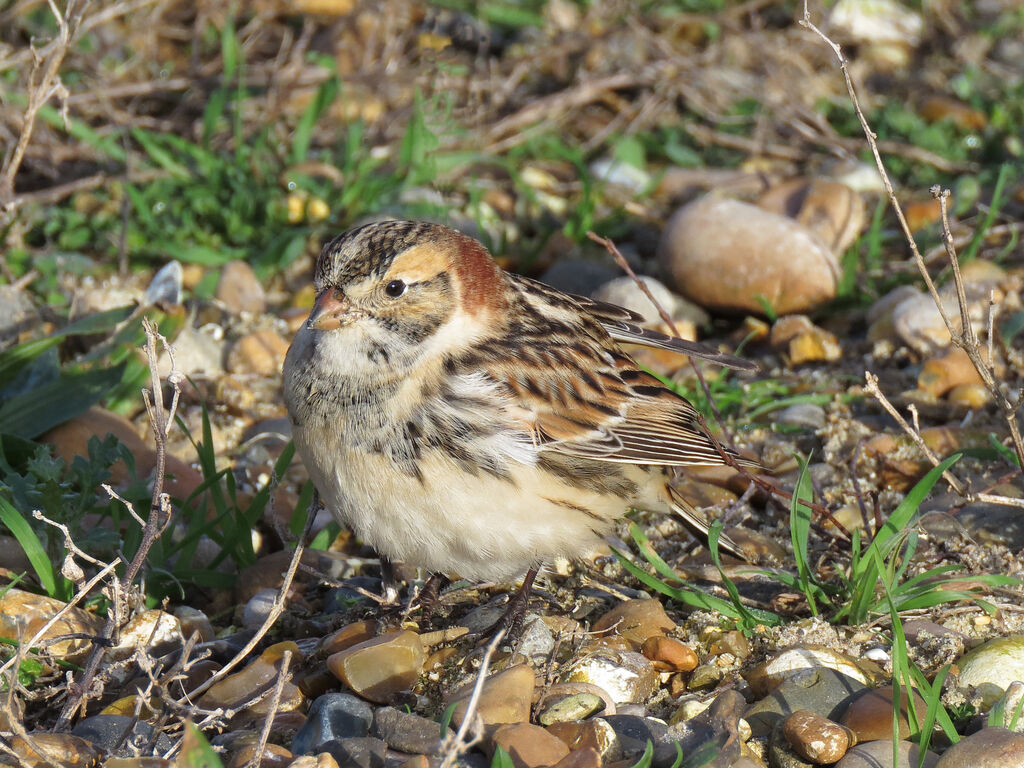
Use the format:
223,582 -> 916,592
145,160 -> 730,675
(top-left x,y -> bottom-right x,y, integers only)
490,746 -> 516,768
0,363 -> 126,439
0,497 -> 60,597
177,722 -> 224,768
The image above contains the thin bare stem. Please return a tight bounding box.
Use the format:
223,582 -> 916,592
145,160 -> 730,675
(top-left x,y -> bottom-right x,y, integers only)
246,650 -> 293,768
802,0 -> 1024,476
437,627 -> 507,768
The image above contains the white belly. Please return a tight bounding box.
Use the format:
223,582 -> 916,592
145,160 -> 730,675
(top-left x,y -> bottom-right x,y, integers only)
294,424 -> 635,582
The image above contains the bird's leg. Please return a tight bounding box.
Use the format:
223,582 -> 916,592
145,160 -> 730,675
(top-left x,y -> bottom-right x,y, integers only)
378,556 -> 401,606
413,573 -> 449,622
479,566 -> 539,643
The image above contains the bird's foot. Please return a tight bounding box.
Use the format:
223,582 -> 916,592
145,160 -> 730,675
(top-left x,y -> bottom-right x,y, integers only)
476,567 -> 538,646
409,573 -> 449,623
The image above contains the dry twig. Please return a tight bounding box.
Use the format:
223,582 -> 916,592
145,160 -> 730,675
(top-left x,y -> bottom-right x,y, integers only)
54,319 -> 180,729
437,627 -> 507,768
801,0 -> 1024,492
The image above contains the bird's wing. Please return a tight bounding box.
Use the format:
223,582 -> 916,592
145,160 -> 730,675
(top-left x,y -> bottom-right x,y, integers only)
469,276 -> 752,468
518,277 -> 757,372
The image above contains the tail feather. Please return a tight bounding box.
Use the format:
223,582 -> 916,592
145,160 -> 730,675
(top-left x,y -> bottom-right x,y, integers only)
666,484 -> 749,562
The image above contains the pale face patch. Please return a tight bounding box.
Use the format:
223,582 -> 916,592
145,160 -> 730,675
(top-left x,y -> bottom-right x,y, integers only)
384,243 -> 449,285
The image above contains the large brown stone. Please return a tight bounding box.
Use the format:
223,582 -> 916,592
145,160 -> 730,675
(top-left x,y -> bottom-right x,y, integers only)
327,631 -> 425,704
840,685 -> 927,742
447,664 -> 536,728
0,588 -> 102,663
659,197 -> 839,316
492,723 -> 570,768
44,407 -> 204,500
591,598 -> 675,645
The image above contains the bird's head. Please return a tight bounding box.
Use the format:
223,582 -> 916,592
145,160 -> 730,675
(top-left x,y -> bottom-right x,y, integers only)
305,220 -> 508,369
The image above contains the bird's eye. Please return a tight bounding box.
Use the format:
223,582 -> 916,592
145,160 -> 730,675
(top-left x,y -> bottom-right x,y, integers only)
385,279 -> 407,298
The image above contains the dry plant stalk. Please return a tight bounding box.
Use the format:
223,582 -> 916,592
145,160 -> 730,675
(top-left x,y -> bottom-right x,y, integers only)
437,627 -> 508,768
246,649 -> 293,768
0,0 -> 91,217
800,0 -> 1024,496
54,318 -> 180,730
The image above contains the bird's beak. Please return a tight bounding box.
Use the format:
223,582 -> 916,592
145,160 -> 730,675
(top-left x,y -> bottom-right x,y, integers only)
307,289 -> 352,331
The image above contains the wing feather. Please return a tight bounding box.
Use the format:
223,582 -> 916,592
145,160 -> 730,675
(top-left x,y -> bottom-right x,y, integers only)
467,276 -> 756,470
518,277 -> 758,372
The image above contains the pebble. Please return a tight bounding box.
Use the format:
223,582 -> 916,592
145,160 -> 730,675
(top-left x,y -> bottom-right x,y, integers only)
947,383 -> 991,408
200,641 -> 305,718
227,743 -> 292,767
776,403 -> 827,429
517,613 -> 556,663
782,710 -> 852,763
957,635 -> 1024,695
591,598 -> 676,646
44,407 -> 205,502
993,682 -> 1024,733
565,649 -> 659,704
292,693 -> 374,754
242,588 -> 279,629
663,690 -> 746,766
540,682 -> 617,718
834,739 -> 938,768
320,621 -> 379,655
0,286 -> 39,345
708,630 -> 750,659
109,609 -> 182,661
144,260 -> 184,306
770,315 -> 841,363
6,733 -> 103,768
228,329 -> 291,376
318,736 -> 387,768
891,291 -> 955,353
372,706 -> 446,755
934,727 -> 1024,767
686,663 -> 723,691
217,260 -> 266,314
162,327 -> 224,378
327,631 -> 425,704
602,714 -> 668,761
830,0 -> 923,47
553,748 -> 602,768
757,178 -> 866,255
658,197 -> 839,316
458,595 -> 512,634
641,636 -> 698,672
71,714 -> 174,756
918,348 -> 984,398
591,276 -> 709,327
546,718 -> 621,762
173,606 -> 215,643
0,588 -> 103,663
492,723 -> 570,768
538,693 -> 606,725
745,668 -> 868,737
744,646 -> 880,698
447,663 -> 535,728
840,685 -> 927,742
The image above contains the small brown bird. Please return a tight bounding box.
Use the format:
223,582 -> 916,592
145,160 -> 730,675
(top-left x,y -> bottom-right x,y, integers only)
283,220 -> 756,626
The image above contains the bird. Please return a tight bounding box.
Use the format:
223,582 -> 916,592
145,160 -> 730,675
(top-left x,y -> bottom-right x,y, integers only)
283,219 -> 758,631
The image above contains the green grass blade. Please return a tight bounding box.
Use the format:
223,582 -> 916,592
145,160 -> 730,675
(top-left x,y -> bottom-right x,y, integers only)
291,77 -> 339,163
790,456 -> 817,616
612,544 -> 744,618
0,497 -> 59,597
962,163 -> 1012,262
0,363 -> 126,439
0,306 -> 134,390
